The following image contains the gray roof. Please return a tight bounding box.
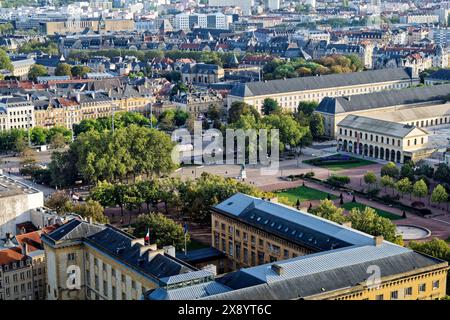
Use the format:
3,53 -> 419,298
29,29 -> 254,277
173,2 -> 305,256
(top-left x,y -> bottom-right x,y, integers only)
338,115 -> 426,138
204,250 -> 444,300
426,69 -> 450,81
43,219 -> 197,282
214,193 -> 375,249
230,68 -> 414,97
316,83 -> 450,114
148,281 -> 231,300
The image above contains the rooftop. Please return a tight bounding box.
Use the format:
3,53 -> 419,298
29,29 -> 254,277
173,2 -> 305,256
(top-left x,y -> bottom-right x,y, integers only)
229,68 -> 414,98
338,115 -> 428,138
316,83 -> 450,114
0,174 -> 41,199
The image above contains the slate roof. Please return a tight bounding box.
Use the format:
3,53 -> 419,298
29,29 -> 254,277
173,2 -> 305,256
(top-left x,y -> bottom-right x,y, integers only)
204,250 -> 444,300
148,281 -> 231,300
230,68 -> 414,97
213,193 -> 375,250
338,115 -> 426,138
426,69 -> 450,81
176,247 -> 226,264
316,83 -> 450,114
42,219 -> 197,283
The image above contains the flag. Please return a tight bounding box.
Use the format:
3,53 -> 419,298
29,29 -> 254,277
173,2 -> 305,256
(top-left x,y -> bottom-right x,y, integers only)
183,223 -> 188,235
145,227 -> 150,242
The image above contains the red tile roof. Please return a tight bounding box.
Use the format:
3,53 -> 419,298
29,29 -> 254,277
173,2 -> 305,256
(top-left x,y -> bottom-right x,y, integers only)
0,247 -> 26,266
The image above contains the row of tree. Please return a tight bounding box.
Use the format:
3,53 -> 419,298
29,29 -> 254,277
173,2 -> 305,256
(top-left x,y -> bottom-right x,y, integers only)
310,199 -> 403,245
90,173 -> 273,223
262,54 -> 364,80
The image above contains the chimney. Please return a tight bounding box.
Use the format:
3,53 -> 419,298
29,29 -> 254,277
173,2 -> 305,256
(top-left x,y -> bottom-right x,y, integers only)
271,264 -> 284,276
88,217 -> 93,224
148,249 -> 165,262
131,238 -> 145,247
374,235 -> 384,246
138,244 -> 154,257
21,242 -> 28,256
341,221 -> 352,228
163,245 -> 175,257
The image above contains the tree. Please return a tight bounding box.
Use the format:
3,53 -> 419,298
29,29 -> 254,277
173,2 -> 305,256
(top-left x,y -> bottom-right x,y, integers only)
133,213 -> 189,251
31,127 -> 48,145
297,101 -> 318,116
28,64 -> 48,81
45,191 -> 71,214
348,207 -> 403,245
55,63 -> 72,77
309,113 -> 325,139
395,177 -> 412,198
363,171 -> 377,190
381,162 -> 400,179
49,132 -> 67,149
262,98 -> 281,115
69,200 -> 108,224
262,113 -> 308,152
327,175 -> 350,188
0,48 -> 13,71
71,65 -> 91,78
431,184 -> 448,209
408,238 -> 450,262
380,175 -> 396,194
227,101 -> 260,124
400,161 -> 415,181
310,199 -> 347,223
433,163 -> 450,184
412,179 -> 428,200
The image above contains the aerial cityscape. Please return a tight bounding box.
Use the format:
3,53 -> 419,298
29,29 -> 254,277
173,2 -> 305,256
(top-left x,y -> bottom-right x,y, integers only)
1,0 -> 450,305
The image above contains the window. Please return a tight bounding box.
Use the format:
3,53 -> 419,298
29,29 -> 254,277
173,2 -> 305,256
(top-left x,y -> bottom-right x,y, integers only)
419,283 -> 426,292
405,287 -> 412,296
433,280 -> 439,290
390,291 -> 398,300
67,253 -> 76,261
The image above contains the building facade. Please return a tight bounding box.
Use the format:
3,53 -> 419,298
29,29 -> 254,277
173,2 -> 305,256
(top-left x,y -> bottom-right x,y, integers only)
42,219 -> 210,300
146,193 -> 449,300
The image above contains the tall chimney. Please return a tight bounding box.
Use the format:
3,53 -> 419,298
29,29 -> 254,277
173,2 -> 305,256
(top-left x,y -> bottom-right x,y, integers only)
271,264 -> 284,276
21,242 -> 28,256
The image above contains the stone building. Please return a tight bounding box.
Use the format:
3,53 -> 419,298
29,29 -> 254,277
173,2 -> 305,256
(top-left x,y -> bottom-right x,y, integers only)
227,67 -> 419,112
336,115 -> 430,163
146,193 -> 448,300
40,18 -> 135,36
42,219 -> 214,300
0,174 -> 44,239
315,83 -> 450,140
181,63 -> 225,85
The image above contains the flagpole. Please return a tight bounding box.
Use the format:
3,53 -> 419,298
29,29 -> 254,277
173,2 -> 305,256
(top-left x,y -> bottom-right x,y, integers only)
184,231 -> 187,254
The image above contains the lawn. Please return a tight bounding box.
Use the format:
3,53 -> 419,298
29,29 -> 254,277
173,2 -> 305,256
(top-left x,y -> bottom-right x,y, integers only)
304,154 -> 376,171
341,202 -> 403,220
276,185 -> 337,204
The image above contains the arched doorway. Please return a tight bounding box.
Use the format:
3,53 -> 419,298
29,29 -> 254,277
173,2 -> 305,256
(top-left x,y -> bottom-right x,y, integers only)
369,145 -> 374,157
374,146 -> 379,158
353,142 -> 357,154
396,151 -> 401,163
385,148 -> 390,161
359,143 -> 363,155
343,140 -> 348,151
380,147 -> 384,160
391,150 -> 396,162
364,144 -> 368,156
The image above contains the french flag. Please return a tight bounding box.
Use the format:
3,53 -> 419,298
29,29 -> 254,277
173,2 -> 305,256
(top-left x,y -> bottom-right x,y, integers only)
145,228 -> 150,242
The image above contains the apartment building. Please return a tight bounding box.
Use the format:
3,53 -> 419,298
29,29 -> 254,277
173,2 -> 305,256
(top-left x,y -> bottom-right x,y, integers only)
227,67 -> 419,112
0,230 -> 49,300
0,97 -> 35,132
